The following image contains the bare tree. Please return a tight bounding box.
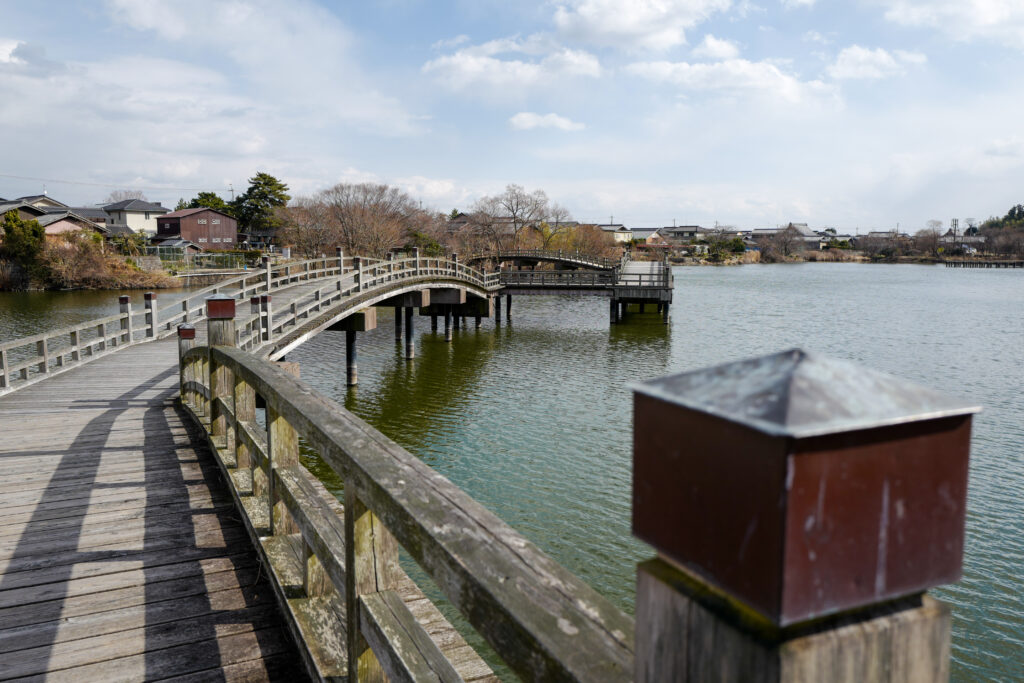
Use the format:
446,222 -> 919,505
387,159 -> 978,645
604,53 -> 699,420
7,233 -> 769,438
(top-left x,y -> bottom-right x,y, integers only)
774,225 -> 804,257
320,183 -> 418,257
278,196 -> 338,258
104,189 -> 148,203
914,228 -> 940,256
926,219 -> 943,232
536,202 -> 573,249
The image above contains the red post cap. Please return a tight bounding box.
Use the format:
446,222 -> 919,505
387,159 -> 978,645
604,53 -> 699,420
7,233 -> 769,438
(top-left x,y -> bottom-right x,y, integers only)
260,294 -> 272,303
632,349 -> 980,627
205,294 -> 236,320
177,324 -> 196,339
144,292 -> 156,301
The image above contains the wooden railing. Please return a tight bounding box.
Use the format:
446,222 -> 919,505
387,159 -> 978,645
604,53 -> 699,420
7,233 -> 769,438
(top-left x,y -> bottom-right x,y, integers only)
500,269 -> 617,288
0,256 -> 342,395
485,248 -> 621,270
178,312 -> 634,681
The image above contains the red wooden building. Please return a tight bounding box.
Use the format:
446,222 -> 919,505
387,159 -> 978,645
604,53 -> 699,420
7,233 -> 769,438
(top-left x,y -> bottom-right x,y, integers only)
155,208 -> 238,250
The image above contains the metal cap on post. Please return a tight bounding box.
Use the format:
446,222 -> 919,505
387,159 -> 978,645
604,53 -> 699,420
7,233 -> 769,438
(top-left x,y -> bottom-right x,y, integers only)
631,349 -> 980,682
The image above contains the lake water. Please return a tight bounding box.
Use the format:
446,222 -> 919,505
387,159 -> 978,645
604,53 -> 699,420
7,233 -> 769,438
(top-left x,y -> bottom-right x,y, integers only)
1,264 -> 1020,679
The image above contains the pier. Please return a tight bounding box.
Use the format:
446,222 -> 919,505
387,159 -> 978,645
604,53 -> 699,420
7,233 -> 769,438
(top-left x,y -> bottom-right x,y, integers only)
943,259 -> 1023,268
0,253 -> 973,681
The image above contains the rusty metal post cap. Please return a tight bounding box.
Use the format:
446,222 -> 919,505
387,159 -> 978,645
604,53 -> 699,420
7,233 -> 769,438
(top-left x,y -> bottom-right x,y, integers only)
177,324 -> 196,339
205,294 -> 236,320
260,294 -> 272,303
118,295 -> 130,304
144,292 -> 156,301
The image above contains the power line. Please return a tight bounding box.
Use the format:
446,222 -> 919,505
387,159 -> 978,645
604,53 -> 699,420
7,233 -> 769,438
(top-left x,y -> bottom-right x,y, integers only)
0,172 -> 231,194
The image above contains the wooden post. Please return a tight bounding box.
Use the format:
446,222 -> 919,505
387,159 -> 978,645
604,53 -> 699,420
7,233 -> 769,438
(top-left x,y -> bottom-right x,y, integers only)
453,310 -> 460,331
475,313 -> 481,328
661,302 -> 670,324
177,324 -> 196,405
267,401 -> 299,536
394,306 -> 403,340
206,295 -> 236,449
404,306 -> 414,359
261,295 -> 272,342
431,313 -> 438,332
495,295 -> 502,324
144,292 -> 157,338
345,486 -> 401,682
69,329 -> 80,363
181,299 -> 190,324
262,255 -> 272,292
346,330 -> 358,386
610,298 -> 619,324
36,339 -> 49,375
505,294 -> 512,321
632,350 -> 978,683
0,347 -> 8,389
354,256 -> 362,291
444,307 -> 452,342
336,246 -> 344,274
412,246 -> 420,275
119,295 -> 133,345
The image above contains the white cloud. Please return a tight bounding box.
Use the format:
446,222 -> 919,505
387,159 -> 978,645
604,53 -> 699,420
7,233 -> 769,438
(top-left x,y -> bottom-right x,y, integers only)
692,35 -> 740,59
827,46 -> 927,80
509,112 -> 585,131
781,0 -> 816,8
553,0 -> 733,50
878,0 -> 1024,47
803,30 -> 832,44
432,34 -> 470,50
423,37 -> 600,92
104,0 -> 419,135
626,59 -> 834,103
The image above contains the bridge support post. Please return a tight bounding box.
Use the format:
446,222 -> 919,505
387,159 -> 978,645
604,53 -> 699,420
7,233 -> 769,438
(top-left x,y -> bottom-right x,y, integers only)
661,302 -> 670,324
444,307 -> 452,342
394,306 -> 403,340
631,351 -> 975,683
206,295 -> 236,449
610,299 -> 619,324
144,292 -> 157,338
475,314 -> 481,328
453,310 -> 460,331
431,313 -> 438,332
176,324 -> 195,406
346,331 -> 358,386
505,294 -> 512,321
118,295 -> 133,346
405,306 -> 415,359
495,295 -> 502,324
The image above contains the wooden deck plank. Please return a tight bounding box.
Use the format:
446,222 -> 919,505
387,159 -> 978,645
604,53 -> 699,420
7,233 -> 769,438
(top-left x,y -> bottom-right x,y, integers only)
0,335 -> 303,679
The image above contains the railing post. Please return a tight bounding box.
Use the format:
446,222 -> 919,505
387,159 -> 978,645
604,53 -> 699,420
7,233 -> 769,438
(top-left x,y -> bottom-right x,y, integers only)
36,338 -> 49,375
0,348 -> 8,389
354,256 -> 363,291
267,398 -> 299,536
119,295 -> 133,345
336,246 -> 344,274
345,485 -> 401,682
177,324 -> 195,405
262,255 -> 272,292
205,295 -> 236,449
181,298 -> 190,324
144,292 -> 157,338
261,295 -> 272,342
631,350 -> 978,683
412,246 -> 420,275
233,370 -> 255,485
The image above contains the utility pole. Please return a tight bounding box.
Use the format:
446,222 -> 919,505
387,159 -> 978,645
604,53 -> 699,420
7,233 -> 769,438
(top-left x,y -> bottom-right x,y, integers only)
229,183 -> 234,201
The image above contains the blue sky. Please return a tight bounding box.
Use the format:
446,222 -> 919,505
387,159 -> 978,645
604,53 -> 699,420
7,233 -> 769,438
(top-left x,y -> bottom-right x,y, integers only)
1,1 -> 1023,230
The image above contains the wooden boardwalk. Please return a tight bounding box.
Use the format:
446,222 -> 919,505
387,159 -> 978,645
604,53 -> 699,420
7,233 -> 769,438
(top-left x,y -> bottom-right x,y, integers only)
0,338 -> 305,680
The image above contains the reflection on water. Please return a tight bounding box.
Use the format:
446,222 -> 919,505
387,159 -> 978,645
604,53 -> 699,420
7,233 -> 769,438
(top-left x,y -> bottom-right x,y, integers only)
289,264 -> 1022,682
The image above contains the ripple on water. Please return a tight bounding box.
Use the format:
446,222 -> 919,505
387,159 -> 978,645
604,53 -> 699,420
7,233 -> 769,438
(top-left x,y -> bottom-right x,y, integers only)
287,264 -> 1024,682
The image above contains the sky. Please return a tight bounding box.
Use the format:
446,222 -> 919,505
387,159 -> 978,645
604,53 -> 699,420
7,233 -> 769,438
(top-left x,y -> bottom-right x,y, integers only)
1,0 -> 1023,231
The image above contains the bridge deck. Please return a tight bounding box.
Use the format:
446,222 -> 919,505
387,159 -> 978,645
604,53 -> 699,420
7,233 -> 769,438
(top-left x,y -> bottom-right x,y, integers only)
0,339 -> 303,680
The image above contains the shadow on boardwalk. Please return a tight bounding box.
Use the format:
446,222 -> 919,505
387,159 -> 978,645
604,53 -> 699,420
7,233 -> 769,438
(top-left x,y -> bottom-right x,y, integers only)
0,343 -> 303,680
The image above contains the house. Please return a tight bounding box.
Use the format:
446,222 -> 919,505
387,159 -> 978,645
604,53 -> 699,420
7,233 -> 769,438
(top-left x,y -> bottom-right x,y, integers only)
46,206 -> 113,226
155,208 -> 238,250
16,194 -> 69,210
34,211 -> 108,237
659,225 -> 709,242
0,200 -> 49,222
595,223 -> 632,243
102,199 -> 169,236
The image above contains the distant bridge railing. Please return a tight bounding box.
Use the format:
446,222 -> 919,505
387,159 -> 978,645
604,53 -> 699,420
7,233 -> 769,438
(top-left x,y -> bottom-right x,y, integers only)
235,254 -> 501,354
473,248 -> 623,270
178,314 -> 634,681
500,269 -> 616,288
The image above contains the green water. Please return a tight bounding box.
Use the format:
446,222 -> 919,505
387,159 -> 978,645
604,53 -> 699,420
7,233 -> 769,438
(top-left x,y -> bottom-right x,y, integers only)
2,264 -> 1021,679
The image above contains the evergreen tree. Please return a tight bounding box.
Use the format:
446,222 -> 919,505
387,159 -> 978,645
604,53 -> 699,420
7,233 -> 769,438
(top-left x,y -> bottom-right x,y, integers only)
2,210 -> 45,268
232,173 -> 290,237
189,191 -> 233,215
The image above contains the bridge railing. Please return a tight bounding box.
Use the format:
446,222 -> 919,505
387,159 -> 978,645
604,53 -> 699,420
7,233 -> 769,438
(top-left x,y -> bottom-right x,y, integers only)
0,256 -> 342,396
236,254 -> 502,353
480,248 -> 621,269
500,269 -> 616,287
614,269 -> 673,289
178,332 -> 634,681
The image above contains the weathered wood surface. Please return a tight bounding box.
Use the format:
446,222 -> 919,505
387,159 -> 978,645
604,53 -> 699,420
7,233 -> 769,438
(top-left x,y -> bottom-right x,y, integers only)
0,340 -> 305,680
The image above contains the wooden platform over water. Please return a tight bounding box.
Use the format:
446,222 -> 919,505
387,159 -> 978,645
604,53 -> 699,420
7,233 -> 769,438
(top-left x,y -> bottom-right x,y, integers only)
0,339 -> 304,679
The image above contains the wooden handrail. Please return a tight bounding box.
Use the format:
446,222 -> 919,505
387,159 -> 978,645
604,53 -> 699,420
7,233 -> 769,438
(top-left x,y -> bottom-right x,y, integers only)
179,342 -> 634,681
